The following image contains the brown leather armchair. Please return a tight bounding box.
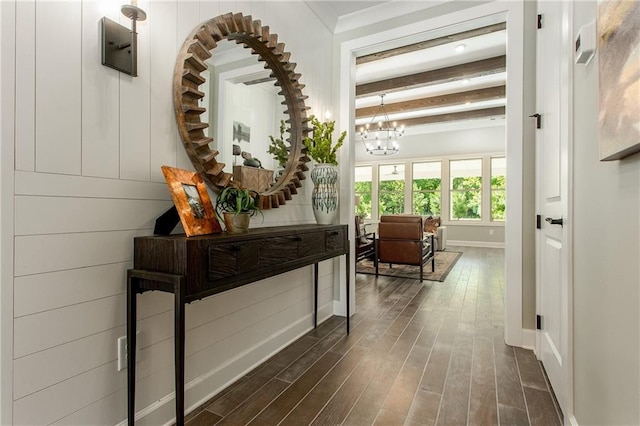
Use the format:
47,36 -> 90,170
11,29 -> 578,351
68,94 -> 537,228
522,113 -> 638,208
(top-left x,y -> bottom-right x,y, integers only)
355,216 -> 376,266
376,215 -> 435,282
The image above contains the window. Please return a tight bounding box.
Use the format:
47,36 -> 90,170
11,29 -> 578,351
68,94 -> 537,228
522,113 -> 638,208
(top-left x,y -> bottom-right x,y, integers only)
354,166 -> 372,218
412,161 -> 441,216
450,159 -> 482,220
379,164 -> 405,215
491,157 -> 506,221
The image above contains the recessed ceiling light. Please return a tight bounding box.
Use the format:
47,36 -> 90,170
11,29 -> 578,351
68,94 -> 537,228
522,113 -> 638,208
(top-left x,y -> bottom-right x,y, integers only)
455,44 -> 466,53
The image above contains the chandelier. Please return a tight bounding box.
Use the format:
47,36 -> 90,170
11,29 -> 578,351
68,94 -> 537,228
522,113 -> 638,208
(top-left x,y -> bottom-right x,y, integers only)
359,94 -> 404,156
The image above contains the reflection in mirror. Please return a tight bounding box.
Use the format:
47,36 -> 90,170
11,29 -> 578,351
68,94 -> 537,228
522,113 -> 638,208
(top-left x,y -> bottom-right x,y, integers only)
204,39 -> 287,189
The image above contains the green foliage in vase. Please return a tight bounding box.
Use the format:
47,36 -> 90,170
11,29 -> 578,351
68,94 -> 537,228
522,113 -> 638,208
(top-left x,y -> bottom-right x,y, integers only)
267,120 -> 289,167
303,115 -> 346,166
215,183 -> 262,220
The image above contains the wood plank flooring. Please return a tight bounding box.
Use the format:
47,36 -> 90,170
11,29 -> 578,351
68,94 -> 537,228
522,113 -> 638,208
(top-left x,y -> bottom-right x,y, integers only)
185,247 -> 562,426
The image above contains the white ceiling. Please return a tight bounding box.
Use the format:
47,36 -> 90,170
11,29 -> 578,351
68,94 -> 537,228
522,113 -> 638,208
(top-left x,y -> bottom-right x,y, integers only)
304,0 -> 447,34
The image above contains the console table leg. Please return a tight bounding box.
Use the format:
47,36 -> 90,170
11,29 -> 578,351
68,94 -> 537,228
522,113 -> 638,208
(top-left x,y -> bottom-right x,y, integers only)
174,278 -> 186,425
346,253 -> 350,334
313,263 -> 318,328
127,274 -> 138,426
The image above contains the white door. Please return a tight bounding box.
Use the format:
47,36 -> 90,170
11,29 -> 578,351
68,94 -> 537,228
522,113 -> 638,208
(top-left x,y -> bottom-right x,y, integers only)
536,1 -> 572,417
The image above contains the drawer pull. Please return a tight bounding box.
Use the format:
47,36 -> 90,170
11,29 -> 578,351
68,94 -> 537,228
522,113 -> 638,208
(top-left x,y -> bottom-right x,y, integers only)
328,231 -> 339,236
229,244 -> 241,252
290,236 -> 303,242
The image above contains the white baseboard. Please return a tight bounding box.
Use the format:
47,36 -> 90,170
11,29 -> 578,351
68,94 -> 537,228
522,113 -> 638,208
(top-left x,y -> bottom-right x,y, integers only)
447,240 -> 505,249
522,328 -> 536,351
116,302 -> 336,426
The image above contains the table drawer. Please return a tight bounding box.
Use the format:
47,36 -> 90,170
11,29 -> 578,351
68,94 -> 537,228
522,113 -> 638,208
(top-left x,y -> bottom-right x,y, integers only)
326,228 -> 345,251
208,241 -> 259,281
298,232 -> 325,257
259,236 -> 299,268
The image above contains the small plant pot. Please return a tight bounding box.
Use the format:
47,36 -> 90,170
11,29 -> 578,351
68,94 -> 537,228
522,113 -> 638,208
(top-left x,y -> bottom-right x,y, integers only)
223,212 -> 251,233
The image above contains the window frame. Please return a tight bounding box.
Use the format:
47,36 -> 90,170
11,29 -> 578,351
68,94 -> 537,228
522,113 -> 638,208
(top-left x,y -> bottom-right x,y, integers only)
377,163 -> 406,216
449,158 -> 483,222
354,165 -> 373,219
354,153 -> 505,227
411,160 -> 442,217
490,156 -> 506,222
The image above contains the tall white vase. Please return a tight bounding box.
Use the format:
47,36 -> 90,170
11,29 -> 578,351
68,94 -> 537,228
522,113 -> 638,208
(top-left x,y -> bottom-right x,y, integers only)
311,163 -> 339,225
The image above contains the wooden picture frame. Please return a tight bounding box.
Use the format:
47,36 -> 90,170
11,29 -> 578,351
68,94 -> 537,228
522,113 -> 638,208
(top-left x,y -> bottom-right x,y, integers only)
597,0 -> 640,161
161,166 -> 222,237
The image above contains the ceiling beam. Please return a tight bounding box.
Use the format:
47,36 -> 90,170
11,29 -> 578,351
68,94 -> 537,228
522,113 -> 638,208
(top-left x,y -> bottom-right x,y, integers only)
356,22 -> 507,65
355,107 -> 506,132
356,85 -> 506,119
398,107 -> 505,128
356,55 -> 506,98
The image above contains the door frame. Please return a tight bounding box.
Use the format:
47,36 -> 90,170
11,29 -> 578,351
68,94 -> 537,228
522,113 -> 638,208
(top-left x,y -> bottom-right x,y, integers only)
534,0 -> 575,423
337,1 -> 528,346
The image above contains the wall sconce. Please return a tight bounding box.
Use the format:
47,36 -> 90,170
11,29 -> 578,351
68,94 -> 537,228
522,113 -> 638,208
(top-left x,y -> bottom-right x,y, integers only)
101,2 -> 146,77
323,107 -> 333,121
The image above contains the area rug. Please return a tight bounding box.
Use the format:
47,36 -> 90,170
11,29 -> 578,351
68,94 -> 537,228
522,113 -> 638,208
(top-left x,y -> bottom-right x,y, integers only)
356,250 -> 462,282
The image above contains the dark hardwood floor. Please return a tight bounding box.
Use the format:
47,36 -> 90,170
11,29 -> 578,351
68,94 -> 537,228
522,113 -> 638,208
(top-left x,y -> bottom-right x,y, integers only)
185,247 -> 562,426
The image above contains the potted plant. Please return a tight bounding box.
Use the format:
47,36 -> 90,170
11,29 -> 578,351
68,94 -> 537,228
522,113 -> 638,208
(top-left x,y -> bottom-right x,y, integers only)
215,183 -> 262,233
267,119 -> 290,170
303,115 -> 347,224
303,115 -> 346,165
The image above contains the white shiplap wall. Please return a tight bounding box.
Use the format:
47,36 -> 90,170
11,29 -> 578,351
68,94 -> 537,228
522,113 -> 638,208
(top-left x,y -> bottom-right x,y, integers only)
8,1 -> 335,424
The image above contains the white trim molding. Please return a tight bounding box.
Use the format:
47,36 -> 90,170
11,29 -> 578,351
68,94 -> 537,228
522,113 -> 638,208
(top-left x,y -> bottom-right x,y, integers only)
447,240 -> 505,249
0,0 -> 16,422
522,328 -> 536,351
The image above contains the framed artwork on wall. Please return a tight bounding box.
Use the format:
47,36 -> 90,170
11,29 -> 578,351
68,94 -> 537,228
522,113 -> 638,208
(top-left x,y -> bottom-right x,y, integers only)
161,166 -> 222,237
233,121 -> 251,144
597,0 -> 640,161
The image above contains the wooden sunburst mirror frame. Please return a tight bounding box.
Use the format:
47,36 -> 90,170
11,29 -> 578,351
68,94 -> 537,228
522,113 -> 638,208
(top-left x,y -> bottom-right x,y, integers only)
173,12 -> 311,210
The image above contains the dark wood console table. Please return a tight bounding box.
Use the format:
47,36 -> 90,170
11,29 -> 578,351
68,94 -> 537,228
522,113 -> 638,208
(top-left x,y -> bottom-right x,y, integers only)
126,224 -> 349,425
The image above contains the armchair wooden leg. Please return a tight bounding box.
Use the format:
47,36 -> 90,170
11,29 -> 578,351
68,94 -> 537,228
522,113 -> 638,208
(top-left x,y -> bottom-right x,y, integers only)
431,235 -> 435,272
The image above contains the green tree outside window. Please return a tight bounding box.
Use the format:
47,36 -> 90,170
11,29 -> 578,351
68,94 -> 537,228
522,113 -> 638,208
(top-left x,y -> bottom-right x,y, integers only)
451,176 -> 482,220
355,181 -> 372,218
491,175 -> 506,221
379,179 -> 405,215
412,177 -> 441,216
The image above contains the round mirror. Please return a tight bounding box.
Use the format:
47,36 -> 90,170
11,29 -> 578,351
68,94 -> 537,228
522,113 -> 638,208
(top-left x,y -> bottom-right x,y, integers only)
173,12 -> 310,209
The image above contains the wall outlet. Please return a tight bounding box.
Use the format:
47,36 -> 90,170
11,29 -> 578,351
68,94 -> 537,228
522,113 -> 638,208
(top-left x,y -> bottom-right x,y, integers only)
489,229 -> 494,235
117,332 -> 140,371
